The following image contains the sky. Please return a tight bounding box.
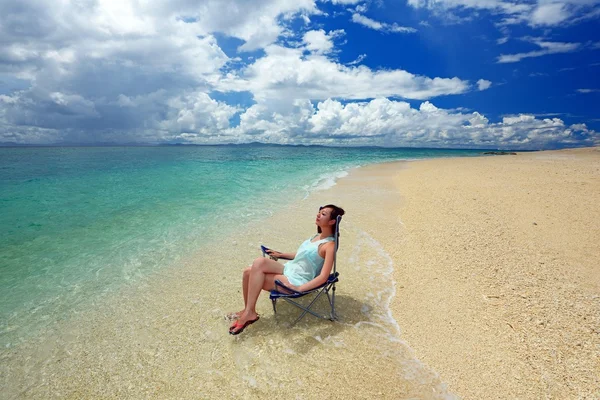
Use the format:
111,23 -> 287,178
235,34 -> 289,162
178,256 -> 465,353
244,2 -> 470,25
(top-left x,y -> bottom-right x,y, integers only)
0,0 -> 599,149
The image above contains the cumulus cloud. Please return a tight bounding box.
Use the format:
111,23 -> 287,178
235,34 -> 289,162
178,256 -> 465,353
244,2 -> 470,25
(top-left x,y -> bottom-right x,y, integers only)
303,29 -> 345,54
160,92 -> 240,133
497,39 -> 581,63
351,13 -> 417,33
218,45 -> 470,101
477,79 -> 492,90
530,3 -> 572,26
0,0 -> 596,149
3,92 -> 598,149
162,0 -> 319,52
0,0 -> 479,146
2,90 -> 100,130
0,0 -> 321,142
223,98 -> 599,149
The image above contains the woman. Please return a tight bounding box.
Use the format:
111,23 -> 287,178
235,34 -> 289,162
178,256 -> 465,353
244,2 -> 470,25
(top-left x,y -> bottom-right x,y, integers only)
229,204 -> 345,335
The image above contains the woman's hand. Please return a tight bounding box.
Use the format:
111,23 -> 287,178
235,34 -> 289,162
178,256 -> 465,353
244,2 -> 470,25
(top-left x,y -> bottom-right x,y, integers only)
266,249 -> 282,259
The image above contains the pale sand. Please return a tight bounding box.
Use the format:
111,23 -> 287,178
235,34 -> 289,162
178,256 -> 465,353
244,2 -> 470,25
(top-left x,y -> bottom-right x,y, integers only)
358,147 -> 599,399
2,148 -> 598,399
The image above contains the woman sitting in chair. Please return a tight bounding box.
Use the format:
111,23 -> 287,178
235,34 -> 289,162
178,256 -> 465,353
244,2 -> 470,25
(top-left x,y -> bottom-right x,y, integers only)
229,204 -> 345,335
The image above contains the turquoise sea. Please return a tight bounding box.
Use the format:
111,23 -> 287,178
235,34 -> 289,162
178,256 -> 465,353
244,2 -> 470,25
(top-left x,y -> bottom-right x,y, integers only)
1,145 -> 483,398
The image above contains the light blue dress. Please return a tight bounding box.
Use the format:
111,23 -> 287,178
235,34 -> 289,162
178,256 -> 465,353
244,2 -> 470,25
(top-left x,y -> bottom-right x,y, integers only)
283,234 -> 335,286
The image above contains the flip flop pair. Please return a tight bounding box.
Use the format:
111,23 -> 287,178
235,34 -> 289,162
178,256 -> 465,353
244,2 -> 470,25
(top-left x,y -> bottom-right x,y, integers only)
229,316 -> 259,335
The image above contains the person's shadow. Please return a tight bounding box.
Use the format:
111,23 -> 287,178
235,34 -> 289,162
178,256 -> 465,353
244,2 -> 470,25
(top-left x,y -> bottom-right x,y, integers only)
233,294 -> 369,354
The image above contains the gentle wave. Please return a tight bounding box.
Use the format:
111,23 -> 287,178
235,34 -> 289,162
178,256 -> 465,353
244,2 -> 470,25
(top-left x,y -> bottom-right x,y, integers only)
302,168 -> 352,198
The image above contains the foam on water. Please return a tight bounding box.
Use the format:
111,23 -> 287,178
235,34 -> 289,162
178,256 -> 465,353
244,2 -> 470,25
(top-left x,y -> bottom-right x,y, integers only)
352,230 -> 401,333
303,168 -> 352,198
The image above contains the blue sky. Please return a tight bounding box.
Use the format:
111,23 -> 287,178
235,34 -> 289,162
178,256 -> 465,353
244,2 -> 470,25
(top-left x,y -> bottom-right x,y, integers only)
0,0 -> 599,149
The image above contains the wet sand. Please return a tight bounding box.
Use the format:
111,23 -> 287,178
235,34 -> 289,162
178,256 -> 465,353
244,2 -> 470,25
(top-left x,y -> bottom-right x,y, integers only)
373,147 -> 600,399
1,168 -> 453,399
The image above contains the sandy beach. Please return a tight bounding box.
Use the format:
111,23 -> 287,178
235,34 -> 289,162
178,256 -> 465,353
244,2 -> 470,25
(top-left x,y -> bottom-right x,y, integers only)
353,147 -> 600,399
2,147 -> 598,399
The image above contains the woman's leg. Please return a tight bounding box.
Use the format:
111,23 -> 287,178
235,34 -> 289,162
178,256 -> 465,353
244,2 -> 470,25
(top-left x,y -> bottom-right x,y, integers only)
231,258 -> 284,331
242,266 -> 251,306
244,258 -> 283,305
227,267 -> 251,320
263,274 -> 294,292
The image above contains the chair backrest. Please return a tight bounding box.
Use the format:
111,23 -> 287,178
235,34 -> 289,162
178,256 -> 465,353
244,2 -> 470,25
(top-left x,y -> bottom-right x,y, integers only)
333,215 -> 342,275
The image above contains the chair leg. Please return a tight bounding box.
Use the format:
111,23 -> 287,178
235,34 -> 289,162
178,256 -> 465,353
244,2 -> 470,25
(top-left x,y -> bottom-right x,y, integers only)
271,282 -> 339,324
289,289 -> 329,325
330,284 -> 337,320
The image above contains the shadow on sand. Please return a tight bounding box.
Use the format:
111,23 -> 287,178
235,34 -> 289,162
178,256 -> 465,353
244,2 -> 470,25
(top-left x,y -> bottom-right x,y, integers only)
229,294 -> 369,354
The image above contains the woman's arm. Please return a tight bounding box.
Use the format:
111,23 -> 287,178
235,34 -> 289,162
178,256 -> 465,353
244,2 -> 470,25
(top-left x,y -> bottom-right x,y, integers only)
297,242 -> 335,292
266,249 -> 296,260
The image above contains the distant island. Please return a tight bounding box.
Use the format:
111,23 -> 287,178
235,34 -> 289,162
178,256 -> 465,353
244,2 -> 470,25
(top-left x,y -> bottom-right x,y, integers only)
483,151 -> 517,155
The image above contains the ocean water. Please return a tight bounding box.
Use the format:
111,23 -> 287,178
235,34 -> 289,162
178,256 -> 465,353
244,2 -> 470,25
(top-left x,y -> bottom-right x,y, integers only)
0,145 -> 481,398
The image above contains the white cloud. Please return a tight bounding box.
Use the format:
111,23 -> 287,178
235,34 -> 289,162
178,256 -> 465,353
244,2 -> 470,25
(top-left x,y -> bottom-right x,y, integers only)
0,0 -> 475,146
0,95 -> 18,104
218,45 -> 470,101
0,0 -> 597,149
351,13 -> 417,33
161,92 -> 240,133
347,54 -> 367,65
530,3 -> 572,26
1,89 -> 100,130
577,88 -> 600,93
497,39 -> 581,63
303,29 -> 344,54
406,0 -> 600,28
477,79 -> 492,90
571,123 -> 588,130
0,0 -> 323,142
165,0 -> 320,52
406,0 -> 533,17
3,92 -> 598,149
223,97 -> 599,149
354,4 -> 369,13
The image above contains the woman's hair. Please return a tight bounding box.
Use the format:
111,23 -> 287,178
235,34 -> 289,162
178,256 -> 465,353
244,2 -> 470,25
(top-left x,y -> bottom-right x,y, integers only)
317,204 -> 345,236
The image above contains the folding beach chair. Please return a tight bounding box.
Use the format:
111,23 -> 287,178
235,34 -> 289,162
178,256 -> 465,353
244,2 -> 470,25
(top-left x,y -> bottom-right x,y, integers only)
264,215 -> 342,325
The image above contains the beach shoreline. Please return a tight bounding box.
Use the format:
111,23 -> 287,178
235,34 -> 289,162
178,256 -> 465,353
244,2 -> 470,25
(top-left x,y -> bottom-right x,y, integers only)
1,157 -> 454,399
1,147 -> 598,399
368,147 -> 600,399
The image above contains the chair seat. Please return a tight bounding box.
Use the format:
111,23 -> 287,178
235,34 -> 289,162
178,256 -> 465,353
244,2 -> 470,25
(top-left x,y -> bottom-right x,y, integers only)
270,272 -> 339,300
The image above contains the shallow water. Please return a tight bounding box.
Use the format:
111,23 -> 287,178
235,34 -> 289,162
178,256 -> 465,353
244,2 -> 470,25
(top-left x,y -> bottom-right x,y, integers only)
0,146 -> 476,398
1,199 -> 455,399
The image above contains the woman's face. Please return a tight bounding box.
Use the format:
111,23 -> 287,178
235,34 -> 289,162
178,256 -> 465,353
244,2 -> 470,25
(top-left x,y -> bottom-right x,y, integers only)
316,207 -> 333,226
